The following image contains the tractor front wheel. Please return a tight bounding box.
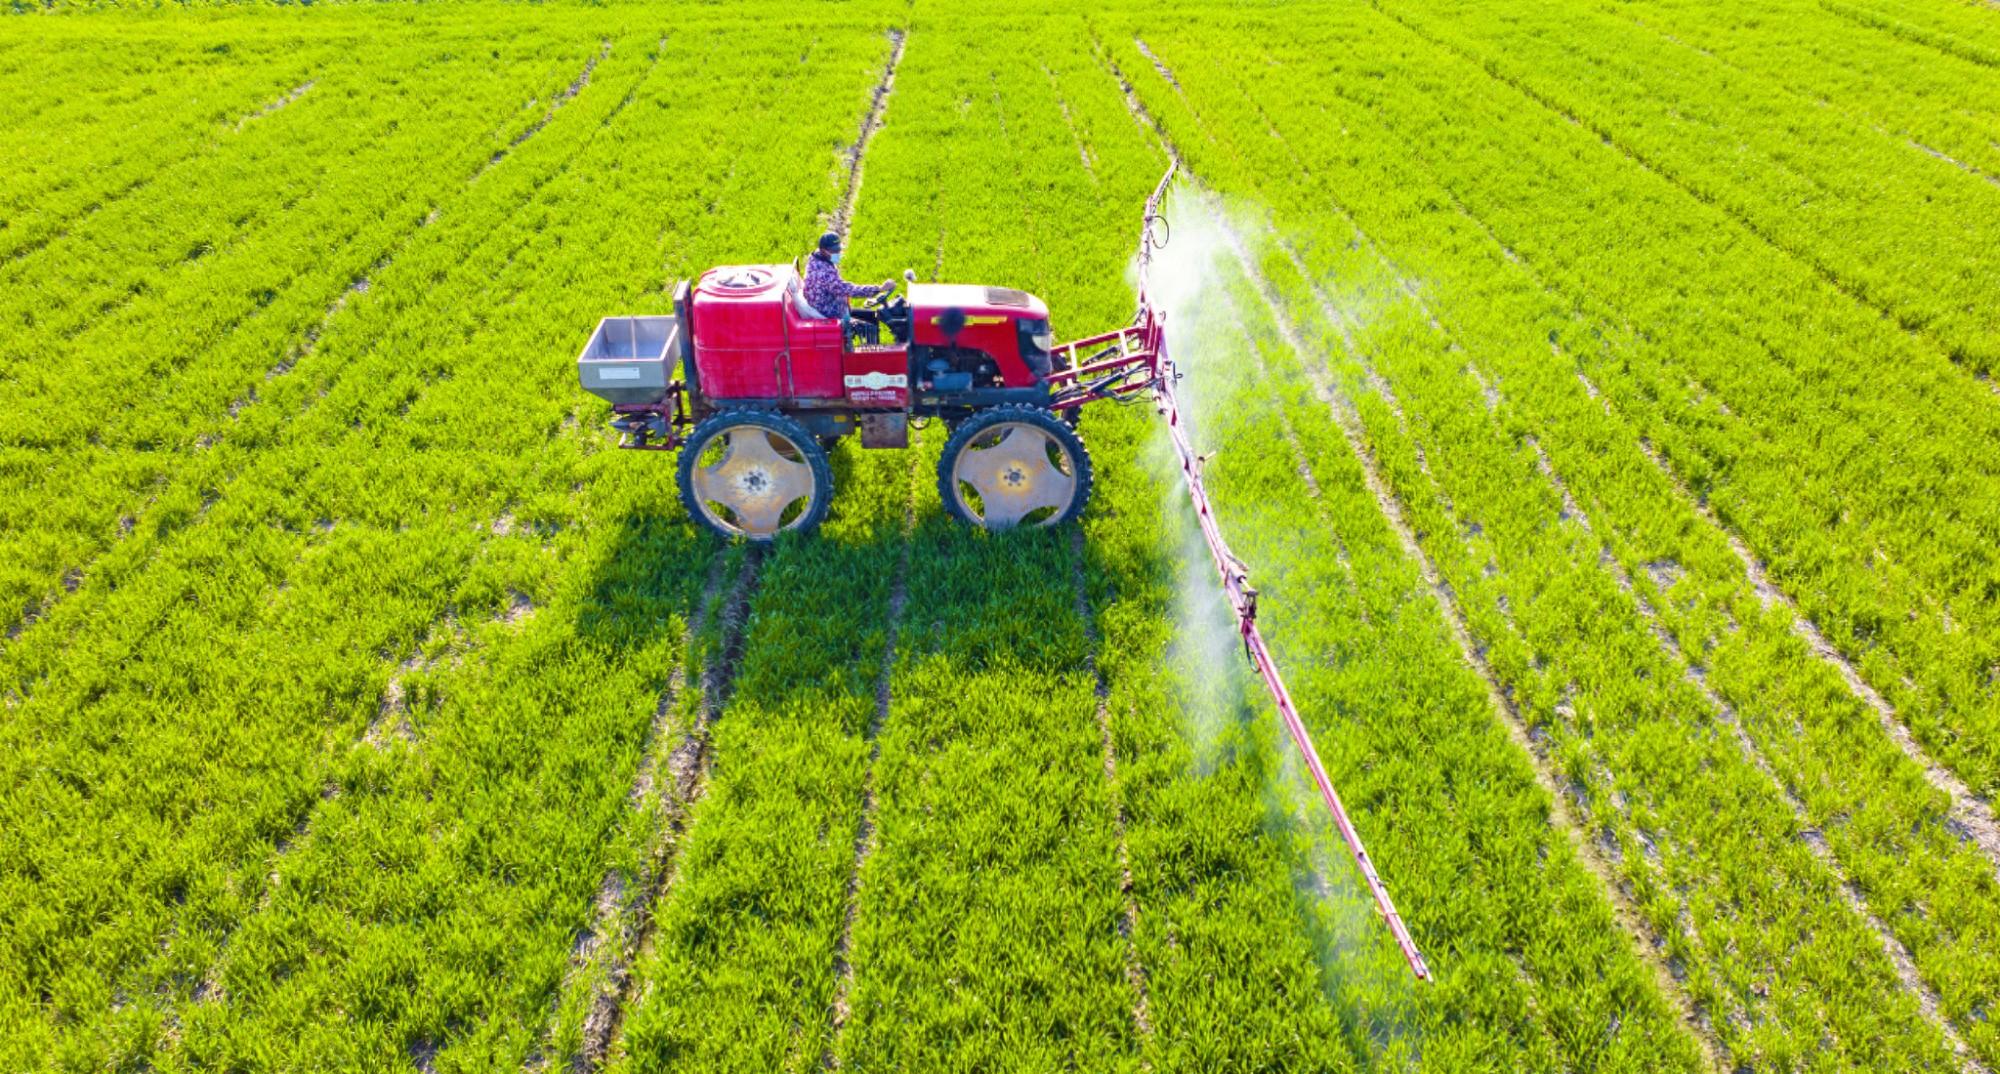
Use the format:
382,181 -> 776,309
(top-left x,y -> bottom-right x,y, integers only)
937,405 -> 1093,530
677,410 -> 834,541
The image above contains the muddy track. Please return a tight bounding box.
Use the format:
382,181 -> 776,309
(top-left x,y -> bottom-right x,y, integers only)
1365,2 -> 1954,362
476,40 -> 611,182
1067,527 -> 1155,1057
522,555 -> 730,1073
831,29 -> 906,237
816,462 -> 919,1070
0,40 -> 668,665
1519,428 -> 1988,1071
572,550 -> 764,1070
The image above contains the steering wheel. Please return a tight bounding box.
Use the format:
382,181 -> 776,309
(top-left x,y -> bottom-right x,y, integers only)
864,280 -> 898,310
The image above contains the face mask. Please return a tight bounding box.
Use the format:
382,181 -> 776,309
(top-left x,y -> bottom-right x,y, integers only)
830,252 -> 843,265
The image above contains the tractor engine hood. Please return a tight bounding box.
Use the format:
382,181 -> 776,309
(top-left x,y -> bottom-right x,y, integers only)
908,283 -> 1049,325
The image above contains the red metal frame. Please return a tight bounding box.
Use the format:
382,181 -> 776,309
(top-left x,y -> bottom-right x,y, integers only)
1126,163 -> 1431,982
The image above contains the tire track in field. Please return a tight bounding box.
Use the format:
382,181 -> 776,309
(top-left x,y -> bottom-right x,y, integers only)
1363,2 -> 1968,369
1244,150 -> 1885,1050
579,551 -> 765,1071
1262,147 -> 1997,889
0,37 -> 660,659
1468,189 -> 2000,875
1240,91 -> 1997,1049
806,32 -> 918,1063
1210,229 -> 1730,1073
1263,46 -> 2000,873
1612,7 -> 2000,194
474,40 -> 609,183
1815,0 -> 2000,73
1043,67 -> 1097,178
1610,395 -> 2000,878
816,456 -> 919,1071
0,66 -> 323,266
573,33 -> 906,1063
1515,419 -> 1991,1072
16,39 -> 676,1048
1067,527 -> 1155,1061
526,554 -> 729,1073
233,78 -> 317,132
166,600 -> 468,1039
830,28 -> 905,236
9,37 -> 600,381
1097,44 -> 1725,1067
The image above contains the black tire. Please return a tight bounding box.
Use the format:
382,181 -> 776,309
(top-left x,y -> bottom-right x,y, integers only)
677,409 -> 834,542
936,404 -> 1093,530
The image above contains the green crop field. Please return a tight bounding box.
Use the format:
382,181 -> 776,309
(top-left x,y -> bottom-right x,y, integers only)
5,0 -> 2000,1070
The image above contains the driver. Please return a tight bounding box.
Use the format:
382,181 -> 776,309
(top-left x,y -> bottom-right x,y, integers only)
803,231 -> 895,344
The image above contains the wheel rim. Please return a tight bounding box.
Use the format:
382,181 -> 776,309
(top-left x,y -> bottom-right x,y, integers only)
690,425 -> 818,537
950,422 -> 1078,528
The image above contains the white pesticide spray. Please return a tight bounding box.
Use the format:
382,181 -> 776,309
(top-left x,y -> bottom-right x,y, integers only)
1139,184 -> 1249,766
1138,182 -> 1422,1063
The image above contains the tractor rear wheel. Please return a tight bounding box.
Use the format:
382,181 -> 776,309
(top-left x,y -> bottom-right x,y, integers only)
677,409 -> 834,541
937,404 -> 1092,530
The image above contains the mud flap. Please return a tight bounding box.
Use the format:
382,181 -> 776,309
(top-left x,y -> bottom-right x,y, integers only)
860,412 -> 908,449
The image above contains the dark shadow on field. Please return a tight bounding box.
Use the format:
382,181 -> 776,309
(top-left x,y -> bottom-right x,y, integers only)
575,513 -> 716,640
566,434 -> 1388,1065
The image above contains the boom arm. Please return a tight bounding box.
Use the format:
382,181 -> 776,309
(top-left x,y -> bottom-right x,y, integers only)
1081,162 -> 1432,981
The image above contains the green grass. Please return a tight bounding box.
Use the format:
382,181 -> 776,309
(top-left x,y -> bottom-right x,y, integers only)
4,1 -> 1999,1071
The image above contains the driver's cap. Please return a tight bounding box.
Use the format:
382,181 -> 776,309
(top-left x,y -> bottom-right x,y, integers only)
817,231 -> 843,253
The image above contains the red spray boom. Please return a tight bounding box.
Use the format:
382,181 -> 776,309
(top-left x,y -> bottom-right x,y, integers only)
1055,163 -> 1432,982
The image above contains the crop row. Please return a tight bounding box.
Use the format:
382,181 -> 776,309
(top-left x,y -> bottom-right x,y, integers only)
1127,2 -> 2000,802
1372,0 -> 2000,374
1600,0 -> 2000,182
1104,9 -> 2000,1069
609,10 -> 1749,1070
607,22 -> 1144,1071
0,8 -> 910,1067
0,14 -> 602,650
154,17 -> 908,1070
1,19 -> 668,1064
0,15 -> 326,257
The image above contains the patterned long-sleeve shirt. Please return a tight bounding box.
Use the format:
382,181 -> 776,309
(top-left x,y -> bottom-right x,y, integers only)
802,251 -> 884,318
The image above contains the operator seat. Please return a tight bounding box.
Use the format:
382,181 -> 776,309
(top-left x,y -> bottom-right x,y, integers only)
787,277 -> 826,320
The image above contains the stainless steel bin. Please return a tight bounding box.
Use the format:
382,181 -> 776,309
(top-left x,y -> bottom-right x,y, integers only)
577,315 -> 679,405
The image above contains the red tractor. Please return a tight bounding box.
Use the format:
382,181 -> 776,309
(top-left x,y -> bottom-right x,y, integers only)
578,254 -> 1167,540
569,166 -> 1436,983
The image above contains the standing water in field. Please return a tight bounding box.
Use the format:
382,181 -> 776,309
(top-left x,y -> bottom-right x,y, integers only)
1139,184 -> 1422,1064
